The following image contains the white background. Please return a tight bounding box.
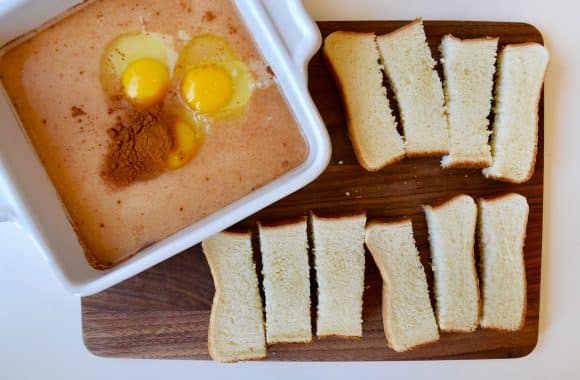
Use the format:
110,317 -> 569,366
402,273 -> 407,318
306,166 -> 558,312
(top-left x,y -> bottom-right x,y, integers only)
1,0 -> 579,379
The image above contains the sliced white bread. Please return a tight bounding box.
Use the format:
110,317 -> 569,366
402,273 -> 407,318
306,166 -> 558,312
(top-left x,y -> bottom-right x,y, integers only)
424,194 -> 480,332
440,35 -> 498,168
258,219 -> 312,344
310,213 -> 367,337
376,19 -> 449,156
202,232 -> 266,362
323,31 -> 405,171
482,43 -> 549,183
365,220 -> 440,352
478,193 -> 529,331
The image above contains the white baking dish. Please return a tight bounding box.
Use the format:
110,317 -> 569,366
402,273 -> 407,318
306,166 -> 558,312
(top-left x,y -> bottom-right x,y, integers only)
0,0 -> 330,295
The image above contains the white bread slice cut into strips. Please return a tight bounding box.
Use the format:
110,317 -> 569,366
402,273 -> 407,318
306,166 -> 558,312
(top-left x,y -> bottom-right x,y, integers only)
365,219 -> 440,352
440,35 -> 498,168
478,193 -> 529,331
202,231 -> 266,362
376,19 -> 449,156
323,31 -> 405,171
310,213 -> 367,337
482,43 -> 549,183
258,218 -> 312,344
424,194 -> 480,332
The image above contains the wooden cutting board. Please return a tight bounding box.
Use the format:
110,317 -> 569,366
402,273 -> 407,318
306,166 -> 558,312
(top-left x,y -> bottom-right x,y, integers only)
82,21 -> 544,360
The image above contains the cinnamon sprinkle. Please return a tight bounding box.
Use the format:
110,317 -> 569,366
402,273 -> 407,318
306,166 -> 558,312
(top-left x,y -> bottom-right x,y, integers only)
100,105 -> 171,188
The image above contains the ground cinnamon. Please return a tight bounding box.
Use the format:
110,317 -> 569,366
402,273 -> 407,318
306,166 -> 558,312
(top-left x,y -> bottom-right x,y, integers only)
101,106 -> 171,188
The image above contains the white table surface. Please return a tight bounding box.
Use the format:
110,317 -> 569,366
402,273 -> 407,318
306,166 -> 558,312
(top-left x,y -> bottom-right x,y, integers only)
1,0 -> 579,378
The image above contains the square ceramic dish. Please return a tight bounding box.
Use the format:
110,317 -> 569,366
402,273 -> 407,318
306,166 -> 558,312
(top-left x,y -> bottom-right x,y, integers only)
0,0 -> 330,295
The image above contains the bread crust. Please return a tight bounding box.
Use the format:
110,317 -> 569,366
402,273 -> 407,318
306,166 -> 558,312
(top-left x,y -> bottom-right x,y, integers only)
483,42 -> 548,184
407,149 -> 450,158
440,35 -> 498,171
204,232 -> 267,362
381,285 -> 440,352
267,337 -> 314,345
437,324 -> 477,333
365,223 -> 404,352
381,277 -> 399,351
207,298 -> 267,362
442,159 -> 492,169
425,193 -> 474,210
477,193 -> 528,331
365,221 -> 404,349
310,211 -> 367,221
379,19 -> 450,157
316,334 -> 363,340
311,210 -> 366,339
476,192 -> 527,203
323,35 -> 406,171
443,34 -> 499,44
366,219 -> 440,351
388,18 -> 423,35
259,220 -> 313,345
503,41 -> 548,49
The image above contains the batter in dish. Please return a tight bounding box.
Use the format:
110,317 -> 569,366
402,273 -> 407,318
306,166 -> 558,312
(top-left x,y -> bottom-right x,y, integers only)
0,0 -> 307,268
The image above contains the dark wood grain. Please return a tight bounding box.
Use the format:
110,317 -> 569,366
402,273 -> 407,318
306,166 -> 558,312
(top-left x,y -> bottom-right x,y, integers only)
82,21 -> 544,361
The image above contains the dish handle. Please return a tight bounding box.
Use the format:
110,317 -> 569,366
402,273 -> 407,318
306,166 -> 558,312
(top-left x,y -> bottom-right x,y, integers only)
0,179 -> 13,222
262,0 -> 321,86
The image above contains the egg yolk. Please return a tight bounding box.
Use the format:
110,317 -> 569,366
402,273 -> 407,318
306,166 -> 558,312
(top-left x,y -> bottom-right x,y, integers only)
121,58 -> 170,106
181,65 -> 234,113
166,120 -> 199,170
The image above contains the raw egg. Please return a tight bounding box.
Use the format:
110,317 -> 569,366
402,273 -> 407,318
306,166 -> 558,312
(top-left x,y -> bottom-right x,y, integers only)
98,33 -> 251,172
100,32 -> 176,107
163,105 -> 205,170
166,119 -> 200,169
174,34 -> 253,119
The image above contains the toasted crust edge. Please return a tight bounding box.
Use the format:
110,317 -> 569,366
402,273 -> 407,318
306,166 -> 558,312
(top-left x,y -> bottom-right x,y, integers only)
406,149 -> 450,158
316,333 -> 363,340
441,158 -> 493,169
267,336 -> 314,345
442,34 -> 500,44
